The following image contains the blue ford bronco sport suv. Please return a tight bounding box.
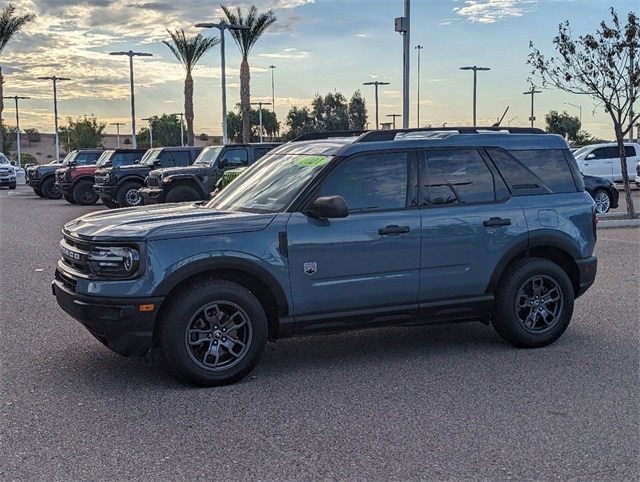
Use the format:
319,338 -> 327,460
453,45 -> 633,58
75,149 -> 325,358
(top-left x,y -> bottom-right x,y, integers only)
53,127 -> 598,386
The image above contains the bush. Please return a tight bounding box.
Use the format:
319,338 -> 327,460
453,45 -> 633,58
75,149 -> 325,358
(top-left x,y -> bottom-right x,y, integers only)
199,133 -> 209,141
15,153 -> 38,165
123,137 -> 131,144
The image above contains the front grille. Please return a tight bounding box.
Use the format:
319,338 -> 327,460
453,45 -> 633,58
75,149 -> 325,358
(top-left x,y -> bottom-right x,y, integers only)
55,172 -> 66,183
146,176 -> 160,188
60,235 -> 93,274
94,173 -> 109,184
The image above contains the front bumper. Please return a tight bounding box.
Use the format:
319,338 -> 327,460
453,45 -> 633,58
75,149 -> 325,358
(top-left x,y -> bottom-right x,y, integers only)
0,177 -> 16,186
576,255 -> 597,298
138,187 -> 164,204
52,269 -> 164,357
56,181 -> 73,196
93,184 -> 118,200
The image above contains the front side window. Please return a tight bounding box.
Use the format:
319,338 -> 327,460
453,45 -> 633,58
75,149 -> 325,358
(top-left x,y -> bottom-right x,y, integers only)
320,152 -> 411,212
420,149 -> 500,205
194,146 -> 223,166
222,148 -> 249,166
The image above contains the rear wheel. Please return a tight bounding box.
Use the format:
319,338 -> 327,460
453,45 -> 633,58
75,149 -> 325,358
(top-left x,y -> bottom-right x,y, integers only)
592,189 -> 612,213
117,182 -> 144,207
493,258 -> 574,348
165,185 -> 200,203
73,180 -> 99,205
41,177 -> 62,199
158,279 -> 268,386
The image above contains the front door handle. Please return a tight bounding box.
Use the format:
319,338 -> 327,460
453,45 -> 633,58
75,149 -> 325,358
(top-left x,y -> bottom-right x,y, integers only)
483,217 -> 511,227
378,225 -> 410,235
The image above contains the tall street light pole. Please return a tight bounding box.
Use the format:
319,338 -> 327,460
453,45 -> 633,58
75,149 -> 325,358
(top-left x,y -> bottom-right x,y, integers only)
386,113 -> 401,129
395,0 -> 410,128
523,86 -> 542,128
250,101 -> 271,142
37,76 -> 70,162
109,50 -> 153,149
173,112 -> 185,146
363,81 -> 390,130
415,44 -> 423,128
195,21 -> 249,145
3,95 -> 29,167
269,65 -> 276,113
142,117 -> 154,147
110,122 -> 126,148
459,65 -> 490,126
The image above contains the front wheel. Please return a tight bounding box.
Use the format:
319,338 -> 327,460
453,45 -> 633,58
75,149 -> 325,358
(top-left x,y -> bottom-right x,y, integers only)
41,177 -> 62,199
33,188 -> 45,197
64,193 -> 77,204
592,189 -> 612,214
73,180 -> 99,205
492,258 -> 574,348
165,185 -> 201,203
117,182 -> 144,207
159,279 -> 268,386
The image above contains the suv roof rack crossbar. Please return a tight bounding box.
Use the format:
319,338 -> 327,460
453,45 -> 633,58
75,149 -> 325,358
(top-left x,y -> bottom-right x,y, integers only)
291,130 -> 366,142
355,126 -> 546,143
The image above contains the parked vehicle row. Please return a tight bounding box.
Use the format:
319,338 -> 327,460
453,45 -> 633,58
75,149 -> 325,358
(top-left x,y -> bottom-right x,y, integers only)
0,152 -> 19,189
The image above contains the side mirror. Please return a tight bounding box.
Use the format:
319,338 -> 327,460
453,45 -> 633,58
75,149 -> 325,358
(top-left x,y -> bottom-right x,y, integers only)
10,160 -> 16,166
586,153 -> 596,160
219,158 -> 228,168
306,195 -> 348,219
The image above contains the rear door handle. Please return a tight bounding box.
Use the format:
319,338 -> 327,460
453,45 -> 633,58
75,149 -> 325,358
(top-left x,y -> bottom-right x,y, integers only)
483,217 -> 511,227
378,225 -> 410,235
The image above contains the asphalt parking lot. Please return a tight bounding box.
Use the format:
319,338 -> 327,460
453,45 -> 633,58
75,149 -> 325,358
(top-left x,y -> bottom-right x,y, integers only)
1,184 -> 638,481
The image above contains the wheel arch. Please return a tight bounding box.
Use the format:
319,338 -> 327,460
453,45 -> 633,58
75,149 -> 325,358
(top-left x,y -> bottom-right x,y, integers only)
165,177 -> 209,198
153,258 -> 290,341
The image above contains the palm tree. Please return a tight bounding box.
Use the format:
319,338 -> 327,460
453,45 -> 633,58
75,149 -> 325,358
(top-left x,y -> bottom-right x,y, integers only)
221,5 -> 276,143
0,4 -> 35,153
163,28 -> 219,146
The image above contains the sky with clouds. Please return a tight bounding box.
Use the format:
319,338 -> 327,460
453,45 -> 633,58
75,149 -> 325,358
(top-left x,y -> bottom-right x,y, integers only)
1,0 -> 636,141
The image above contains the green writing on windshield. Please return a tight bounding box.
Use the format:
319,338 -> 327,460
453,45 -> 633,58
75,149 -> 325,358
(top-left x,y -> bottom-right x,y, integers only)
296,155 -> 329,167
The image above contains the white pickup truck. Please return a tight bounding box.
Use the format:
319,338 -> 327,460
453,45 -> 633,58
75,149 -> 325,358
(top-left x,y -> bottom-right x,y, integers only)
573,142 -> 639,182
0,153 -> 18,189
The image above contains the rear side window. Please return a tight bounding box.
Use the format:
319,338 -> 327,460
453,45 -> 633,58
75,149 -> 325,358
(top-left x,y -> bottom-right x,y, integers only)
419,149 -> 507,206
223,148 -> 249,166
490,148 -> 578,194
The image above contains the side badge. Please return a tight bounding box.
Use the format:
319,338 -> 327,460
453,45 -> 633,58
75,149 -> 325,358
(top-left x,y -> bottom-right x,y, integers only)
304,262 -> 317,276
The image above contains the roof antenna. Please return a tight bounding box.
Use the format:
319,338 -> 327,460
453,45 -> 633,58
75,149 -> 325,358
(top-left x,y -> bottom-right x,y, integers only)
492,106 -> 510,127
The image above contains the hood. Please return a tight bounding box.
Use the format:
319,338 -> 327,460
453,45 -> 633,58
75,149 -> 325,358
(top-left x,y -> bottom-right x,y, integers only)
149,165 -> 210,178
63,203 -> 277,241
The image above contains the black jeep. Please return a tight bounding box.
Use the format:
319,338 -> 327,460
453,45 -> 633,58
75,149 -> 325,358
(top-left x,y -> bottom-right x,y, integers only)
138,143 -> 280,204
94,146 -> 202,208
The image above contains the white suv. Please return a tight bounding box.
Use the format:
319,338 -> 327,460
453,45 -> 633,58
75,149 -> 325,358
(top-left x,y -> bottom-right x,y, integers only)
573,142 -> 639,182
0,153 -> 17,189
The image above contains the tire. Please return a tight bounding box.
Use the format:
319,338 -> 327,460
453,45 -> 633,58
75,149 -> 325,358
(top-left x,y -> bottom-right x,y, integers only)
64,194 -> 77,204
117,182 -> 144,208
73,180 -> 99,205
592,189 -> 611,214
41,177 -> 62,199
165,185 -> 201,203
9,182 -> 16,189
33,188 -> 45,197
159,279 -> 268,386
101,197 -> 120,209
492,258 -> 574,348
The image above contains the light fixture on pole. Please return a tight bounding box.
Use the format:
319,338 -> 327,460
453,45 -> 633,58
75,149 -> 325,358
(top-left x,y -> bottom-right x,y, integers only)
386,113 -> 401,129
363,80 -> 390,130
523,86 -> 542,128
142,117 -> 154,147
250,101 -> 271,142
195,21 -> 249,145
37,76 -> 70,162
415,44 -> 423,128
564,102 -> 582,125
459,65 -> 490,126
110,122 -> 126,148
173,112 -> 185,146
109,50 -> 153,149
269,65 -> 276,113
3,95 -> 30,168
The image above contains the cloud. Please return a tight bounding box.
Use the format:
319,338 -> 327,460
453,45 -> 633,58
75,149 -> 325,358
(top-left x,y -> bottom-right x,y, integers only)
258,48 -> 309,60
453,0 -> 537,24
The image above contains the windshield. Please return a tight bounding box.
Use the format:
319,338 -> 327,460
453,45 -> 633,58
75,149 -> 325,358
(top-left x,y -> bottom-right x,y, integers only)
140,148 -> 162,166
207,153 -> 331,213
194,146 -> 223,166
61,151 -> 78,165
96,150 -> 115,166
572,146 -> 592,159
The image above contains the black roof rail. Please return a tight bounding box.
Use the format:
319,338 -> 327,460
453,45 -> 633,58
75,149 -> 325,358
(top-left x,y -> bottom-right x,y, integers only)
291,130 -> 366,142
355,126 -> 546,143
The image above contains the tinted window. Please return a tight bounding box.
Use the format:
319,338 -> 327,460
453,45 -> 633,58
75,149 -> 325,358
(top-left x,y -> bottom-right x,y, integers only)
111,152 -> 139,168
592,147 -> 619,159
625,146 -> 637,157
320,152 -> 410,212
420,149 -> 503,205
508,149 -> 577,193
253,148 -> 271,161
223,148 -> 249,166
172,151 -> 191,166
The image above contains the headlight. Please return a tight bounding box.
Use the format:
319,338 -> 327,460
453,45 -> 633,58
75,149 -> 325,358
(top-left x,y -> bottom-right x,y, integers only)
86,246 -> 140,278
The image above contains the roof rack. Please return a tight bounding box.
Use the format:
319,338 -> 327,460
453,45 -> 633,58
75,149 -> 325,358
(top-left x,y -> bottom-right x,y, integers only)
355,126 -> 545,143
291,130 -> 366,142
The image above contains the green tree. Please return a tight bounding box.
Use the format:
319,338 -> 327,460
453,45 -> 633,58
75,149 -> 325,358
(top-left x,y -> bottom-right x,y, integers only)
528,8 -> 639,218
0,4 -> 35,154
312,92 -> 349,131
545,110 -> 581,140
348,90 -> 367,130
24,127 -> 41,146
61,115 -> 106,150
136,114 -> 184,148
163,28 -> 219,147
283,106 -> 315,141
226,107 -> 279,142
221,5 -> 277,143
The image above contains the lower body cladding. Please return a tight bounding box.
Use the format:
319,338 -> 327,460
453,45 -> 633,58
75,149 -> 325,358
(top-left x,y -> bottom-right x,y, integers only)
52,269 -> 162,356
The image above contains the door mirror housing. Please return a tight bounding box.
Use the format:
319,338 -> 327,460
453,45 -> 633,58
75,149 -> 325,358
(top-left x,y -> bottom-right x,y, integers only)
306,195 -> 348,219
